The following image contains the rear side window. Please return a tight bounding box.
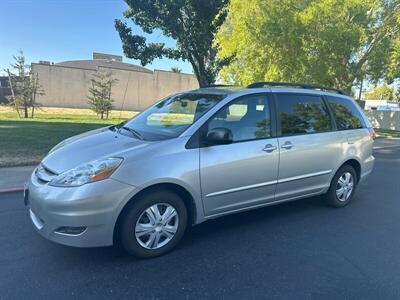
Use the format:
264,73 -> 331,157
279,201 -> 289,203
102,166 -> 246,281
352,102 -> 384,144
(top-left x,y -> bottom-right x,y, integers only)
276,94 -> 332,136
326,96 -> 364,130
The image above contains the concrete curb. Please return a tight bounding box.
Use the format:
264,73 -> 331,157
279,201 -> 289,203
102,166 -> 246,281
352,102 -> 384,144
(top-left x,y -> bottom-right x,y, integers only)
373,145 -> 400,150
0,165 -> 35,195
0,187 -> 24,194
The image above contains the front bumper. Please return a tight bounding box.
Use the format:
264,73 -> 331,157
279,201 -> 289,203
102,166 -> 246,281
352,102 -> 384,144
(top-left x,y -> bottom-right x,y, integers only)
26,170 -> 135,247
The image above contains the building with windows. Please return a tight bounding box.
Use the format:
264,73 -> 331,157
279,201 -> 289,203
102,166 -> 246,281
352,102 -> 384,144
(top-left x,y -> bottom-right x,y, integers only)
0,76 -> 12,104
31,52 -> 198,111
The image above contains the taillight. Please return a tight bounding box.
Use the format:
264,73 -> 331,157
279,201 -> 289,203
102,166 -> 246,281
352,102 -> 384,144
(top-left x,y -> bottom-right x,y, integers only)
368,128 -> 376,140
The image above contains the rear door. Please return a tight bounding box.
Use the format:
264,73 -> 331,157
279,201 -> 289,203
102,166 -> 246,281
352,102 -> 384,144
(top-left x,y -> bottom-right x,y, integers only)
200,93 -> 279,216
274,93 -> 345,201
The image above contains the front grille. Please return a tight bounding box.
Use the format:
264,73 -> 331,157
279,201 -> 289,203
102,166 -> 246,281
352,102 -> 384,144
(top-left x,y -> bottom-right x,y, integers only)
35,164 -> 58,183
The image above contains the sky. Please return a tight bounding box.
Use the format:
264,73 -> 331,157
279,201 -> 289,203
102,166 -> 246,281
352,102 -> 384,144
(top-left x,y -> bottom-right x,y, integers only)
0,0 -> 193,75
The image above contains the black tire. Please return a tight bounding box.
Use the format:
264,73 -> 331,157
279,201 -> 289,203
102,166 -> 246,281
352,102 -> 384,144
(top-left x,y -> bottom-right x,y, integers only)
325,165 -> 357,208
119,190 -> 188,258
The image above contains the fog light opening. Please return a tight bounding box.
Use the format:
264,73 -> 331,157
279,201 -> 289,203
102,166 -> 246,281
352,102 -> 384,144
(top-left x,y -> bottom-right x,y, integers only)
55,226 -> 87,236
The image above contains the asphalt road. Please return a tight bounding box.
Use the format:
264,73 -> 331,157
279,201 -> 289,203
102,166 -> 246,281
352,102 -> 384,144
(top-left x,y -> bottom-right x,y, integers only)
1,140 -> 400,299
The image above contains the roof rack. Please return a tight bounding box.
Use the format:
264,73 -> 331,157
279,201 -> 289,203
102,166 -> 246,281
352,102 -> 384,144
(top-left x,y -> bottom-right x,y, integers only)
205,84 -> 237,88
247,81 -> 348,95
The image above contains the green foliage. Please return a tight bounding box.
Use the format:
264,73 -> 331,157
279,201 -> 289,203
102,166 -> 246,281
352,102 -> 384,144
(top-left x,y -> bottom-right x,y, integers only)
216,0 -> 400,92
171,67 -> 182,73
6,51 -> 44,118
115,0 -> 230,87
365,84 -> 396,100
87,69 -> 118,119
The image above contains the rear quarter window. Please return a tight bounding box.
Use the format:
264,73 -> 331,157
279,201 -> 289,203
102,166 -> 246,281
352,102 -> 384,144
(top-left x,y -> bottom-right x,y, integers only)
326,96 -> 365,130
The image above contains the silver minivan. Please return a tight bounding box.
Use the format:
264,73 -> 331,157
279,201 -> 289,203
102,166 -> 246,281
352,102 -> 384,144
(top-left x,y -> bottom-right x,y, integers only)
25,82 -> 375,258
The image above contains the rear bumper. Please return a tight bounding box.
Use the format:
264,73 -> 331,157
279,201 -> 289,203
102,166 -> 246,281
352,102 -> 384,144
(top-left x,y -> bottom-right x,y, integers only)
26,172 -> 135,247
360,155 -> 375,183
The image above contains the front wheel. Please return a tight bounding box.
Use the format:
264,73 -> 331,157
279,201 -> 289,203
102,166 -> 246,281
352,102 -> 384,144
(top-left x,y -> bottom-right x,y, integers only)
119,190 -> 188,258
325,165 -> 357,207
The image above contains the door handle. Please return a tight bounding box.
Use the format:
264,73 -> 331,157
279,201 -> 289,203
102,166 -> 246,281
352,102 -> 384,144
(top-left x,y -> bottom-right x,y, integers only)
281,141 -> 293,149
263,144 -> 277,152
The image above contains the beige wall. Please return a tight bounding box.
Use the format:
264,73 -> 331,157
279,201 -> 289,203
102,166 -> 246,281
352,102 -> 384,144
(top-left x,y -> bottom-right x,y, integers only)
32,63 -> 199,111
365,110 -> 400,131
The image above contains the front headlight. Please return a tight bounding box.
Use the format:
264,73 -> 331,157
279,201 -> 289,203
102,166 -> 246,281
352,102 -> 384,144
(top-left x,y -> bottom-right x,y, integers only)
49,157 -> 123,187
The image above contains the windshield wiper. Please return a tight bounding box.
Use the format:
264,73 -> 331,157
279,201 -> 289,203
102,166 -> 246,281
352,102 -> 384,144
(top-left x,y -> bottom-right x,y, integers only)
120,126 -> 144,140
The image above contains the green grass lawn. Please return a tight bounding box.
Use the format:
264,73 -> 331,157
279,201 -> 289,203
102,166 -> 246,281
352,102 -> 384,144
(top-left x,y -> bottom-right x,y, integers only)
0,107 -> 137,167
375,128 -> 400,138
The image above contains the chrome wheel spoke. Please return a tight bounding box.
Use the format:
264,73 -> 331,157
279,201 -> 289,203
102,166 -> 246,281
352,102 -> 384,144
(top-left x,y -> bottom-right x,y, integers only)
164,224 -> 178,234
135,223 -> 154,237
336,187 -> 345,197
152,232 -> 162,249
145,208 -> 157,225
150,205 -> 162,221
338,177 -> 346,185
162,228 -> 175,239
146,232 -> 157,248
345,173 -> 351,184
161,207 -> 177,225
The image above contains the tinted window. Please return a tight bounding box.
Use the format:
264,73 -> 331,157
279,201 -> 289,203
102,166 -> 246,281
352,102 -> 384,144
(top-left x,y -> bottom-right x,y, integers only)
208,95 -> 271,142
277,94 -> 331,136
326,96 -> 364,130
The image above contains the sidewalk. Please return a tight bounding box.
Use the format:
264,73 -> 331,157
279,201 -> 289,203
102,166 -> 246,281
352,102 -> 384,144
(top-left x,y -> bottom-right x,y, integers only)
0,166 -> 35,193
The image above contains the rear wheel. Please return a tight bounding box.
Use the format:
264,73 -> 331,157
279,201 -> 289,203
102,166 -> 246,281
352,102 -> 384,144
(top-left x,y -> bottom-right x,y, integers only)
325,165 -> 357,207
119,190 -> 188,258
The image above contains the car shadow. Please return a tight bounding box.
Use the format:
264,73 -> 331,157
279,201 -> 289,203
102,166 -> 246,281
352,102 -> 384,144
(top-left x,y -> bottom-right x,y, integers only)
182,195 -> 327,246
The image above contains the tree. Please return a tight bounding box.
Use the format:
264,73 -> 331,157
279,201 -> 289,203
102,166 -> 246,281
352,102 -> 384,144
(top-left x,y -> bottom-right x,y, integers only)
115,0 -> 230,87
216,0 -> 400,93
6,51 -> 44,118
365,84 -> 396,100
171,67 -> 182,73
87,69 -> 118,119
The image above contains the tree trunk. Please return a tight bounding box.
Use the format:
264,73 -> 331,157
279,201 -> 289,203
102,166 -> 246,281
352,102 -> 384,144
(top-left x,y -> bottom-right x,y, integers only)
31,73 -> 38,118
24,106 -> 28,118
189,56 -> 210,88
358,78 -> 364,101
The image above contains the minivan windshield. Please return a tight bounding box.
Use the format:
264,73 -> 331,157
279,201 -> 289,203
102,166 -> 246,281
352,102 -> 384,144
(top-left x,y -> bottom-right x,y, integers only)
121,92 -> 226,141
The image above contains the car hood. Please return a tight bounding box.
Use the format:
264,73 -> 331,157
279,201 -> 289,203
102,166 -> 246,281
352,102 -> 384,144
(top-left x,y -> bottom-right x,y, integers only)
42,126 -> 150,173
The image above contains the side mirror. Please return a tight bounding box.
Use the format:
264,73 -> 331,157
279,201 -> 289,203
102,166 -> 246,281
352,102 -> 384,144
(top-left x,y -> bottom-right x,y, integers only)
206,127 -> 233,145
